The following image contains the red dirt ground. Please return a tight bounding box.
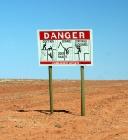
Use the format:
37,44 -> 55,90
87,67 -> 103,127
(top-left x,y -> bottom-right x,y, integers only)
0,80 -> 128,140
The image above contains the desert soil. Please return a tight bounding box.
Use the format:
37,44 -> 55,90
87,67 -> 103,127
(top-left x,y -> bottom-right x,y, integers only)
0,80 -> 128,140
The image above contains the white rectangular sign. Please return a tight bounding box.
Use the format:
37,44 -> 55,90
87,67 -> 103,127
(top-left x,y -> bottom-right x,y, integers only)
37,29 -> 93,66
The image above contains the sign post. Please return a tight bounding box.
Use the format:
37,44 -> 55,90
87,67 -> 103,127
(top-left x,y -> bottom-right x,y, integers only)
48,66 -> 53,113
37,29 -> 93,116
80,66 -> 85,116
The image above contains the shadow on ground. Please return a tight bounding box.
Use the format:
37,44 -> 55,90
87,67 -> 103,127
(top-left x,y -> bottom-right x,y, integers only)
16,109 -> 75,115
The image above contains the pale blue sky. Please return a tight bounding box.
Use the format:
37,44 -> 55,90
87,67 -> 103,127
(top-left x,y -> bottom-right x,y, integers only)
0,0 -> 128,80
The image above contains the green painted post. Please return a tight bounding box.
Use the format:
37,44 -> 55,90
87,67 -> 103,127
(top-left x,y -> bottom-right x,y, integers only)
80,66 -> 85,116
48,66 -> 53,113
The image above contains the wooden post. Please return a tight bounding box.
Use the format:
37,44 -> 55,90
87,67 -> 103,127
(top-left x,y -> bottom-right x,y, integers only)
48,66 -> 53,113
80,66 -> 85,116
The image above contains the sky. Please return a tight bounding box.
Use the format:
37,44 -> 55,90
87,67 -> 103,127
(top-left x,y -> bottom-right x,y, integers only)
0,0 -> 128,80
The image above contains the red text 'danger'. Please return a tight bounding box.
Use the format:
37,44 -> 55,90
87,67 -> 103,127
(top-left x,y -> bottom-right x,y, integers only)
39,31 -> 90,40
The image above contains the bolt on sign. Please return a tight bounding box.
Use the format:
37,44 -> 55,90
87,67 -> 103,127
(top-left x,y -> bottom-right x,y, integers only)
37,29 -> 93,65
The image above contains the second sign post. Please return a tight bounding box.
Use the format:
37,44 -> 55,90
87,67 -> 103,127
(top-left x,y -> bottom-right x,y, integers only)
49,66 -> 53,114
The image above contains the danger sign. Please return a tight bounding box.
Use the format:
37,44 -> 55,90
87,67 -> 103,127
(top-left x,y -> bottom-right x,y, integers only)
37,29 -> 93,65
40,31 -> 90,40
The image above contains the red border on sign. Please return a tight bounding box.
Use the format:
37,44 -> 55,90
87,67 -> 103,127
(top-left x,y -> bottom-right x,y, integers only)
40,61 -> 91,64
